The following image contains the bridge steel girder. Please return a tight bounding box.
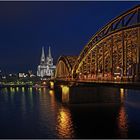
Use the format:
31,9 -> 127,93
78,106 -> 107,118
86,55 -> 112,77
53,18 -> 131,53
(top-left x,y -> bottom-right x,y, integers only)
55,56 -> 72,79
55,56 -> 77,79
72,5 -> 140,81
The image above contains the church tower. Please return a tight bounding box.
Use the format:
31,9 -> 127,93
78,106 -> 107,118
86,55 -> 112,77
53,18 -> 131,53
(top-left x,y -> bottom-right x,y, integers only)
46,46 -> 53,66
37,46 -> 56,78
40,46 -> 45,65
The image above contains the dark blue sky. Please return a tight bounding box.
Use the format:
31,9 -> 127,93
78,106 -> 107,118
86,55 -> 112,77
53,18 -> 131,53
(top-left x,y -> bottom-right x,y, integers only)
0,1 -> 139,73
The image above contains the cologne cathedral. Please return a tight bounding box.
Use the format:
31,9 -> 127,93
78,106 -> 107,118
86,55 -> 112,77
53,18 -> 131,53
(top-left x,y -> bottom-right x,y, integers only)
37,46 -> 56,77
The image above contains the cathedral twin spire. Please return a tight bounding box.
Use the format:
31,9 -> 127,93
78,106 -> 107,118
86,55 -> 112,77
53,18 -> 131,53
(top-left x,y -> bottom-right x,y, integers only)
48,46 -> 52,58
40,46 -> 52,64
37,46 -> 55,77
41,47 -> 45,63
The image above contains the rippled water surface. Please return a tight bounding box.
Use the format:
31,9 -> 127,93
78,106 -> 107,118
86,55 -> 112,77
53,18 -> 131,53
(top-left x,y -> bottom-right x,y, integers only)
0,86 -> 140,138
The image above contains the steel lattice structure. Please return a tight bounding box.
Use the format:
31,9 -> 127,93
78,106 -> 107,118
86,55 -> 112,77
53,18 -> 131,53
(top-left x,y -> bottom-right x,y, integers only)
72,5 -> 140,81
55,56 -> 78,79
56,5 -> 140,82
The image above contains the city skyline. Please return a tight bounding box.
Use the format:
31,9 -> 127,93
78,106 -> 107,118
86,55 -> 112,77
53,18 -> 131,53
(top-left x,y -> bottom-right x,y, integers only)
0,1 -> 139,73
0,2 -> 140,139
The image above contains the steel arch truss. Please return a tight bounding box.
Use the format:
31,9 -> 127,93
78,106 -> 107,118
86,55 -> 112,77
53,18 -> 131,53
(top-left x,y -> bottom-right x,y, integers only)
55,56 -> 77,79
72,5 -> 140,81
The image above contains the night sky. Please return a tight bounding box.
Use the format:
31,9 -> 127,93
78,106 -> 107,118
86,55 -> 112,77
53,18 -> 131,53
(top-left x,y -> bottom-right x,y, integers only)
0,1 -> 139,74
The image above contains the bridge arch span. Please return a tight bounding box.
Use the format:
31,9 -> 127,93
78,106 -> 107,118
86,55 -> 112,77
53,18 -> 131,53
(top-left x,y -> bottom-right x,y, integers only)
72,5 -> 140,81
55,56 -> 77,79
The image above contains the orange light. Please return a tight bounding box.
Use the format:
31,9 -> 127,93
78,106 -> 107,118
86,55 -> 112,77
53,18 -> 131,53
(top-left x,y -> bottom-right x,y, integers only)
61,86 -> 69,103
49,90 -> 54,95
56,108 -> 74,138
50,81 -> 54,89
62,86 -> 69,94
120,88 -> 124,103
118,105 -> 128,138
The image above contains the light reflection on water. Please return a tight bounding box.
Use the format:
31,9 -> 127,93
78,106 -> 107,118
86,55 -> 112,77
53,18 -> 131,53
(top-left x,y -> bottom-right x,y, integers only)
21,91 -> 26,118
56,106 -> 75,138
117,105 -> 128,138
61,85 -> 69,103
117,88 -> 128,138
49,90 -> 56,110
22,87 -> 25,93
0,86 -> 140,138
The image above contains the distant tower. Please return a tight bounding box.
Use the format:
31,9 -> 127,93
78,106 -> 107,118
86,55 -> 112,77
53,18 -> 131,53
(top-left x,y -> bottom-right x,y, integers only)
46,46 -> 53,66
40,46 -> 45,64
48,46 -> 51,58
37,46 -> 56,78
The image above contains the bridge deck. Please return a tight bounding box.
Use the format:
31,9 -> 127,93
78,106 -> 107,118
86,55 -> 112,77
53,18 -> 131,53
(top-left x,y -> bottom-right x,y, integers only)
54,79 -> 140,89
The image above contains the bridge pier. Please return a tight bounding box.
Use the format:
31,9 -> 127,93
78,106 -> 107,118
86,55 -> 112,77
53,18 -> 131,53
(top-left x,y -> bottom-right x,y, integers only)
66,86 -> 121,104
50,81 -> 122,104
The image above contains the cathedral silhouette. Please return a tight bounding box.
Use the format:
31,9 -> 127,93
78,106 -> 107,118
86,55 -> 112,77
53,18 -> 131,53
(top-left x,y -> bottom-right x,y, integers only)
37,46 -> 56,77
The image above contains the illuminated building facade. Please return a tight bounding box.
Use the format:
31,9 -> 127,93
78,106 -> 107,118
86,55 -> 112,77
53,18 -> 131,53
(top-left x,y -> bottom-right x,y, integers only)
37,46 -> 56,77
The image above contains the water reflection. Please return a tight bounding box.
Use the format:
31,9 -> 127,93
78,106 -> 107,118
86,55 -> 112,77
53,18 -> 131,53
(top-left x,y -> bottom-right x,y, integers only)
22,87 -> 25,93
16,87 -> 19,92
9,87 -> 15,104
3,88 -> 8,102
61,85 -> 69,103
49,90 -> 56,109
49,90 -> 54,96
38,87 -> 53,134
56,106 -> 75,138
2,87 -> 8,93
120,88 -> 125,103
50,81 -> 54,89
10,87 -> 15,93
117,88 -> 128,138
1,85 -> 140,138
28,87 -> 33,109
29,87 -> 33,94
117,105 -> 128,138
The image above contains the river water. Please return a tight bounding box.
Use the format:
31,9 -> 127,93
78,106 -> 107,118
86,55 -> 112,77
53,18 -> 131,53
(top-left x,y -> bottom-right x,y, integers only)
0,86 -> 140,138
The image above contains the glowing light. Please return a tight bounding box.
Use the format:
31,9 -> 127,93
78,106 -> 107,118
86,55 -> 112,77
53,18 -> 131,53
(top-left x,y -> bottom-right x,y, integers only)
49,90 -> 56,112
120,88 -> 124,93
12,88 -> 15,93
43,81 -> 46,85
10,87 -> 15,93
62,86 -> 69,94
118,105 -> 128,138
50,81 -> 54,89
49,90 -> 54,96
61,86 -> 69,103
57,108 -> 74,138
10,87 -> 13,92
120,88 -> 125,103
29,87 -> 32,93
22,87 -> 25,93
16,87 -> 19,92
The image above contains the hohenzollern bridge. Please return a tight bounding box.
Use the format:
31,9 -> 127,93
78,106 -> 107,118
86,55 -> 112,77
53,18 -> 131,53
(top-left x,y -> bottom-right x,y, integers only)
55,5 -> 140,82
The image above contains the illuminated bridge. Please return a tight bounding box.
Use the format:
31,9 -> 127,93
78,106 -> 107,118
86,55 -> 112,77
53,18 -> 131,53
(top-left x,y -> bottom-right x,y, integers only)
55,56 -> 78,79
55,5 -> 140,82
